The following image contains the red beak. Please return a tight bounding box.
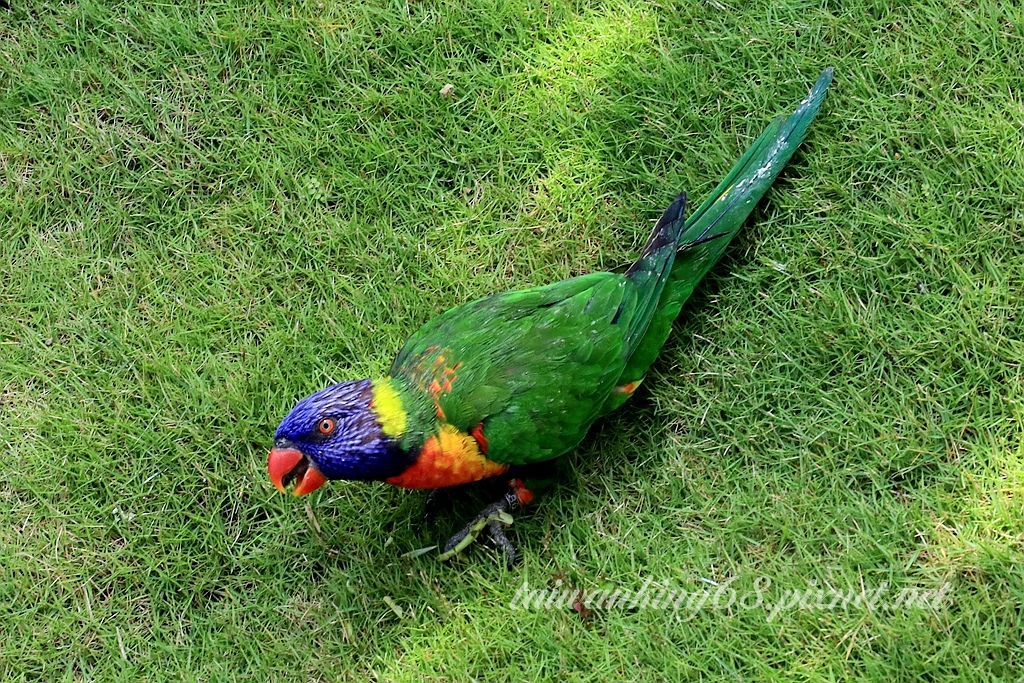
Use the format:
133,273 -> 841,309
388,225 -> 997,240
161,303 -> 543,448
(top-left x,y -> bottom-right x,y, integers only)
267,447 -> 328,496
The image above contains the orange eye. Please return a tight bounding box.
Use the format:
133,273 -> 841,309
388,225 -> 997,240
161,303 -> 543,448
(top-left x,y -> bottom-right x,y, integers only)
317,418 -> 336,435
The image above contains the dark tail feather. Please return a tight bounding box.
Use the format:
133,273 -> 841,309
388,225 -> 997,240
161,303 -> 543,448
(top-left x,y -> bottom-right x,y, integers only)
625,191 -> 687,278
622,192 -> 687,353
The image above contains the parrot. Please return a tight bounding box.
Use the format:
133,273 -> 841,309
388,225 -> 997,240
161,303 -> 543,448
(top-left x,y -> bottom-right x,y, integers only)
269,68 -> 833,567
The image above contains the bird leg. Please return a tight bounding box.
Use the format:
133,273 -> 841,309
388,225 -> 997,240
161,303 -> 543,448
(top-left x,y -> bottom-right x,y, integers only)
438,478 -> 533,568
422,486 -> 454,521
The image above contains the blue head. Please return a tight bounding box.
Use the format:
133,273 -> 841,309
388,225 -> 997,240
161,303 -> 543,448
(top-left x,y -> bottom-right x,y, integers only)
268,379 -> 410,494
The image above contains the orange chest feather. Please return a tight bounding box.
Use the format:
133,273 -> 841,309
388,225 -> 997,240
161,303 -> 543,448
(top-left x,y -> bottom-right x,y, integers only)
385,423 -> 508,489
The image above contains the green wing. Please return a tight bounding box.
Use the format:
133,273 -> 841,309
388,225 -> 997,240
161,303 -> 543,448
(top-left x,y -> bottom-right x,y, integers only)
389,272 -> 637,465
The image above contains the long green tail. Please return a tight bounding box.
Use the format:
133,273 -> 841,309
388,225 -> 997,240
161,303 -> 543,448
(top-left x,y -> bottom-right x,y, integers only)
619,68 -> 834,388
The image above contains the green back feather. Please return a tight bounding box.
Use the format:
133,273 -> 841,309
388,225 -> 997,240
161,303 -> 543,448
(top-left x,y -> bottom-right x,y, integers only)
390,272 -> 636,464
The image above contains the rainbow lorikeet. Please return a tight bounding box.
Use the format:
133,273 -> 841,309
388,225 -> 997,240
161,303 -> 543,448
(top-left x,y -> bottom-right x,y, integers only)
269,68 -> 833,566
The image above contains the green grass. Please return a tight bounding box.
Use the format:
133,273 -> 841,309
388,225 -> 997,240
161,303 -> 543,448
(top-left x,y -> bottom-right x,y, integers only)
2,0 -> 1022,680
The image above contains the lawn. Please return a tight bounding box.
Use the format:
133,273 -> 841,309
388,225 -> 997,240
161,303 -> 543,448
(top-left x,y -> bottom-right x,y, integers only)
2,0 -> 1022,680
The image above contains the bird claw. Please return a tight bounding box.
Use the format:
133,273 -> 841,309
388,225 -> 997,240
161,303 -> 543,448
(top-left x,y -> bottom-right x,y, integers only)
487,517 -> 517,568
438,488 -> 521,568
